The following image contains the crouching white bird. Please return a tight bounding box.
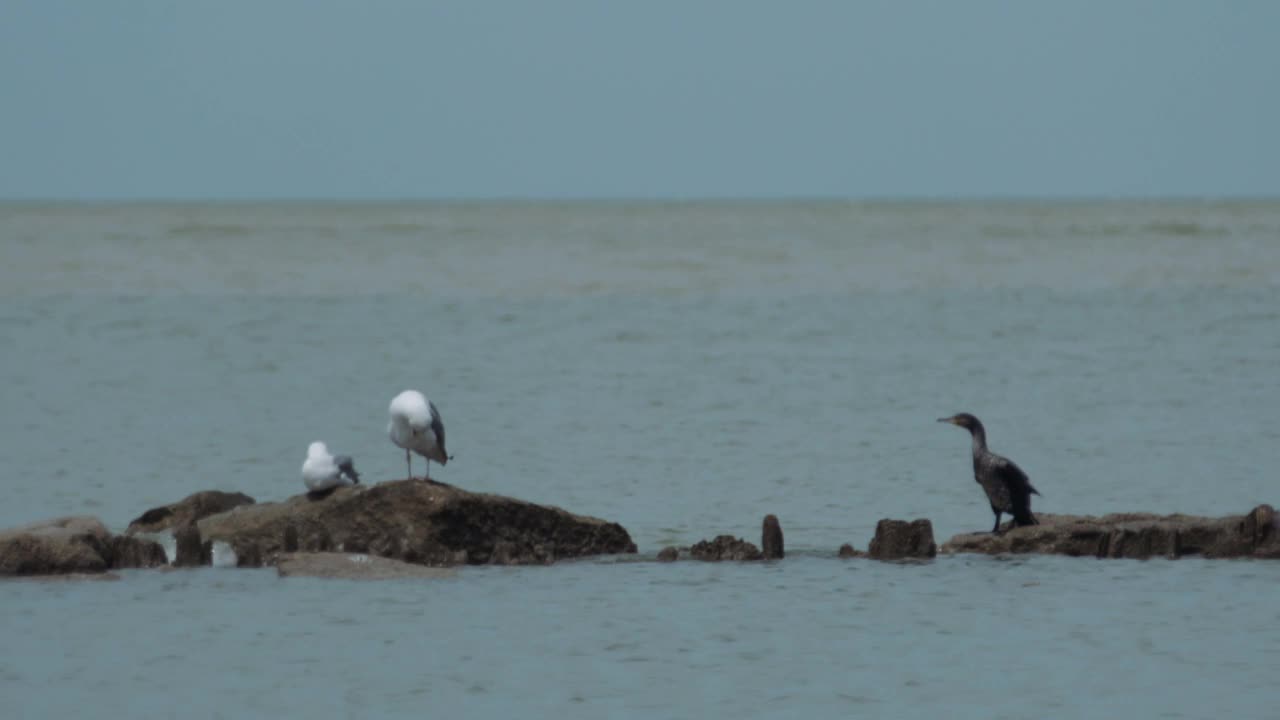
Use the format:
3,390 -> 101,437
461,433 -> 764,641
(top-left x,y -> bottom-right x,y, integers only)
387,389 -> 450,480
301,441 -> 361,492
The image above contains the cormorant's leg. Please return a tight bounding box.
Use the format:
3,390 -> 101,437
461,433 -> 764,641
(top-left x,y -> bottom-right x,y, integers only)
405,449 -> 412,481
990,510 -> 1003,534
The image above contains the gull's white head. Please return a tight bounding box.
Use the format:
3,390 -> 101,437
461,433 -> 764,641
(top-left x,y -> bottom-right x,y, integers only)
307,441 -> 330,458
389,390 -> 428,417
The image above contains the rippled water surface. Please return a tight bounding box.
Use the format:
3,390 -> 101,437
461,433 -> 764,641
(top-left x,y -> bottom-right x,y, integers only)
2,201 -> 1279,717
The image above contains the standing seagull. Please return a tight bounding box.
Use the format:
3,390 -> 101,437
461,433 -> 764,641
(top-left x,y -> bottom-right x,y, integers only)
938,413 -> 1040,533
301,441 -> 361,493
387,389 -> 449,481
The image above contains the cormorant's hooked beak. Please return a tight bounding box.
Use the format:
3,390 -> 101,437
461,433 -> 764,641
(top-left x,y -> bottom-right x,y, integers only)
937,416 -> 958,425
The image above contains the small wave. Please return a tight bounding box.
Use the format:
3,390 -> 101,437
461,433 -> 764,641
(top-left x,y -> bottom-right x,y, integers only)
980,224 -> 1027,239
167,222 -> 252,238
1143,221 -> 1227,237
211,541 -> 238,567
369,222 -> 428,234
151,532 -> 178,564
612,330 -> 651,343
1066,223 -> 1129,237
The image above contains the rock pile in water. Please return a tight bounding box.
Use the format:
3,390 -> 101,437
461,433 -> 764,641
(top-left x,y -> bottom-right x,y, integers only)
941,505 -> 1280,559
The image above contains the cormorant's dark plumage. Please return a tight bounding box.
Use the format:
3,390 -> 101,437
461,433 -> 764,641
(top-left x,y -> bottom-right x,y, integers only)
938,413 -> 1040,532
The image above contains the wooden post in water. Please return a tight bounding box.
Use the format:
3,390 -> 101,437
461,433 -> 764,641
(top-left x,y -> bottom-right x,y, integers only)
761,514 -> 784,559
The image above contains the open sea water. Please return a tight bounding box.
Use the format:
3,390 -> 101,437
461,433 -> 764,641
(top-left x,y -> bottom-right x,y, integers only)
2,200 -> 1279,718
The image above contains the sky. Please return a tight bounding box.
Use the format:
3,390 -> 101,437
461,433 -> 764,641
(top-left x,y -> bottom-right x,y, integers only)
2,1 -> 1278,199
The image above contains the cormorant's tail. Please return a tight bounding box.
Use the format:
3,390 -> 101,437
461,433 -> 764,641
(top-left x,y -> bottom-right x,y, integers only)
1011,479 -> 1039,526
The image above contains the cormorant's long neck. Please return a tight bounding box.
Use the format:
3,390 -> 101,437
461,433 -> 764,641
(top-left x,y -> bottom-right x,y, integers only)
969,426 -> 988,455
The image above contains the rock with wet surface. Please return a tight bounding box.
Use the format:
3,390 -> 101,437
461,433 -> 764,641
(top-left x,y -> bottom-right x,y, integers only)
276,552 -> 456,579
837,543 -> 865,558
1,516 -> 167,576
941,505 -> 1280,559
108,533 -> 170,569
867,518 -> 937,560
173,523 -> 211,567
126,490 -> 256,535
190,478 -> 636,568
689,534 -> 763,561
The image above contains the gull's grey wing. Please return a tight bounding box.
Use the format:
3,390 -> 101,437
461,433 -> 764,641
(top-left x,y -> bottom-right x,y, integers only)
429,400 -> 447,460
334,455 -> 361,484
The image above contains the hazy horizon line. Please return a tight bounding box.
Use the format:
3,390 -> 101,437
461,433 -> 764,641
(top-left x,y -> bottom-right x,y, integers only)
3,194 -> 1278,206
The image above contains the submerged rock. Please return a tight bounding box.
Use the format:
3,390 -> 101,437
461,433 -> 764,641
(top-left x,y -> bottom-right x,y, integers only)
276,552 -> 456,580
0,516 -> 166,576
941,505 -> 1280,560
689,534 -> 763,561
868,518 -> 938,560
191,478 -> 636,568
126,490 -> 256,536
657,546 -> 679,562
837,543 -> 865,558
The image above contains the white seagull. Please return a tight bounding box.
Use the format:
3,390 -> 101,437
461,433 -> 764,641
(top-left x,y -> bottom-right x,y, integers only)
387,389 -> 450,480
301,441 -> 361,493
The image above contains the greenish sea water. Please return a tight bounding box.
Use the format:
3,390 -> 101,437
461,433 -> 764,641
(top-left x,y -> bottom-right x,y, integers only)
2,201 -> 1278,718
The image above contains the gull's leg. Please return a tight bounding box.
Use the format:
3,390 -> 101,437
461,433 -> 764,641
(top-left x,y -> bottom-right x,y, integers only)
425,459 -> 431,481
406,449 -> 412,481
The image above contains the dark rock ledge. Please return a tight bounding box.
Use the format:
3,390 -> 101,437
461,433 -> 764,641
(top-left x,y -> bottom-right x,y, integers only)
188,478 -> 636,568
834,518 -> 936,560
1,516 -> 166,577
868,518 -> 937,560
688,535 -> 763,561
941,505 -> 1280,560
660,515 -> 787,562
126,490 -> 255,536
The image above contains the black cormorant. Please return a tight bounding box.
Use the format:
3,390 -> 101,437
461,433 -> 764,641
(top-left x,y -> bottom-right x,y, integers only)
938,413 -> 1040,533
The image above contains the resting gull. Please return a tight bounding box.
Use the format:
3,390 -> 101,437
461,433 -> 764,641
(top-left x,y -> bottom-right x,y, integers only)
301,441 -> 361,493
387,389 -> 450,480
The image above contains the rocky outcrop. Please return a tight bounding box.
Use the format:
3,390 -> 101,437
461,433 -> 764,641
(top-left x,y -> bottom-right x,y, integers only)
761,515 -> 784,559
189,478 -> 635,568
941,505 -> 1280,559
837,543 -> 865,558
276,552 -> 456,579
126,490 -> 256,535
689,535 -> 763,561
1,516 -> 167,576
868,519 -> 937,560
657,546 -> 679,562
108,533 -> 170,568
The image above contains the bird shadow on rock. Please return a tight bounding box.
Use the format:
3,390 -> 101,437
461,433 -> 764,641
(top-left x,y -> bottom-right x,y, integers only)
305,488 -> 341,502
